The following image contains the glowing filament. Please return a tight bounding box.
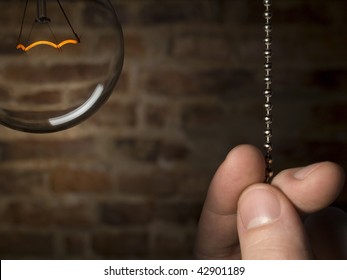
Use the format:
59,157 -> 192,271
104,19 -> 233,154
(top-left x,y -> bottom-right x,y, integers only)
16,39 -> 79,52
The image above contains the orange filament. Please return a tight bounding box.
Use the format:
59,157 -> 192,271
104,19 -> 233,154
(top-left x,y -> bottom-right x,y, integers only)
16,39 -> 79,52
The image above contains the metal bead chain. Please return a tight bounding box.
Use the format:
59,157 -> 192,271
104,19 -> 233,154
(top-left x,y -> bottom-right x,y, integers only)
264,0 -> 274,183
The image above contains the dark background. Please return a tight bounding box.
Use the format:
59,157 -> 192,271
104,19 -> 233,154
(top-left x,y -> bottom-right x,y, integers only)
0,0 -> 346,259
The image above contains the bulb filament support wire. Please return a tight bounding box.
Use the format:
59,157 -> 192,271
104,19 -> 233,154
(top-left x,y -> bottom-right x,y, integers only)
16,0 -> 80,52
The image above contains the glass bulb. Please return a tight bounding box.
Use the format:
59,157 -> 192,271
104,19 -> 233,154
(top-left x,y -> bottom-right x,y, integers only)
0,0 -> 124,133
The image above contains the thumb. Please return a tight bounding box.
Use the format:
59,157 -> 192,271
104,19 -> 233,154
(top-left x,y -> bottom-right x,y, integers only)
237,184 -> 312,259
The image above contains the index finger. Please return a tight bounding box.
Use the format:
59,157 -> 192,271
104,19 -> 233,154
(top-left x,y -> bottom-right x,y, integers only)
195,145 -> 265,259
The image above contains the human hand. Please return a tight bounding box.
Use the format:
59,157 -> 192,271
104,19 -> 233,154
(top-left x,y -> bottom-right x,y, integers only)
195,145 -> 347,259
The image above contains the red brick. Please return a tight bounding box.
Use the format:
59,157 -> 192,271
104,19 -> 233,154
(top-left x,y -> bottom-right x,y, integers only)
1,199 -> 96,228
160,141 -> 189,161
171,29 -> 264,65
118,171 -> 178,197
124,33 -> 146,58
99,201 -> 153,226
115,137 -> 156,161
0,34 -> 18,55
0,138 -> 96,160
114,137 -> 189,162
222,0 -> 259,24
51,168 -> 112,193
142,70 -> 193,96
89,101 -> 136,127
64,233 -> 88,256
0,231 -> 53,258
181,103 -> 225,128
94,32 -> 123,55
0,170 -> 48,195
171,33 -> 231,60
144,104 -> 170,128
138,0 -> 222,24
142,69 -> 253,96
118,170 -> 211,198
17,89 -> 62,106
114,72 -> 129,93
83,2 -> 116,27
92,231 -> 148,258
3,64 -> 108,84
53,202 -> 96,227
66,84 -> 103,104
0,3 -> 22,27
0,86 -> 11,102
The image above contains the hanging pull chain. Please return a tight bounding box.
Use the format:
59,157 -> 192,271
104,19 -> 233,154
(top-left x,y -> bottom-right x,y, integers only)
264,0 -> 274,183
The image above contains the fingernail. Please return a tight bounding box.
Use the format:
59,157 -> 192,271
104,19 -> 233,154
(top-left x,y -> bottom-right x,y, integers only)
293,163 -> 322,180
239,188 -> 281,230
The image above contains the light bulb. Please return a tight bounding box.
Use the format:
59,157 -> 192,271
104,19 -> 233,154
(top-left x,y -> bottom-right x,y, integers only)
0,0 -> 124,133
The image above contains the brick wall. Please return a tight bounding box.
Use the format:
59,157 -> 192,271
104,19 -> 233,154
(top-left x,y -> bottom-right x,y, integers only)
0,0 -> 346,259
